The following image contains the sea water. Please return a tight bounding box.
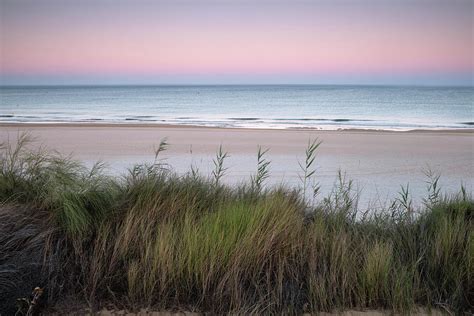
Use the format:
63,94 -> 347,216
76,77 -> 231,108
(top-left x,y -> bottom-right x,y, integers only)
1,85 -> 473,130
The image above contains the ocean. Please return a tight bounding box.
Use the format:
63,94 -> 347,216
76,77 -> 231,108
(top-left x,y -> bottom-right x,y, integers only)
1,85 -> 473,130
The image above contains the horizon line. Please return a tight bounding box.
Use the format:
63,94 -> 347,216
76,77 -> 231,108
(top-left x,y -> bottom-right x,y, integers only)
1,83 -> 473,88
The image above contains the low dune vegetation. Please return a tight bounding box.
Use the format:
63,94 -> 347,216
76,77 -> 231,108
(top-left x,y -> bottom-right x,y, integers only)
0,134 -> 472,315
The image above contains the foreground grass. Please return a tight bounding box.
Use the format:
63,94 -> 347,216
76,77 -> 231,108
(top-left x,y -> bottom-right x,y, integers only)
0,135 -> 472,315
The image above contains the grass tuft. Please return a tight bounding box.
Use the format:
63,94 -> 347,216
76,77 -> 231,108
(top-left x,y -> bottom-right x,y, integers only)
0,135 -> 472,314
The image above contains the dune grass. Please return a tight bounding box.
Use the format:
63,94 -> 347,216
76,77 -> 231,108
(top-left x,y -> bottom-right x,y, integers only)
0,134 -> 472,314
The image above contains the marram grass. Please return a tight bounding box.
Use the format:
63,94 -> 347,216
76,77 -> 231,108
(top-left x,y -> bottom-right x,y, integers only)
0,135 -> 472,315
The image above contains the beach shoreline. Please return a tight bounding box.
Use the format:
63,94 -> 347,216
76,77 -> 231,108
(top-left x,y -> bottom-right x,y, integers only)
1,121 -> 474,134
2,122 -> 472,161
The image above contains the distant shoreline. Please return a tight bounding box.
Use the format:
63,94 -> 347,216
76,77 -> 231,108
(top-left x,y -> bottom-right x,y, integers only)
2,83 -> 473,88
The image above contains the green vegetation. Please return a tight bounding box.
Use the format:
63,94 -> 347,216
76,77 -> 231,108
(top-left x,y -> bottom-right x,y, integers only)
0,134 -> 472,314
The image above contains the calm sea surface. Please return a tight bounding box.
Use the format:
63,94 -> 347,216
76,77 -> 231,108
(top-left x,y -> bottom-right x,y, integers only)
1,85 -> 473,130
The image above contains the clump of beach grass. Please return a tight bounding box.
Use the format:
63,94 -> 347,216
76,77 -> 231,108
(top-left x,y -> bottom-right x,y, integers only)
250,146 -> 270,194
0,134 -> 472,314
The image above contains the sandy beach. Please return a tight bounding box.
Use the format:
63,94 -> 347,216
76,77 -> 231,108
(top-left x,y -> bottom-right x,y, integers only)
1,123 -> 472,156
1,123 -> 473,206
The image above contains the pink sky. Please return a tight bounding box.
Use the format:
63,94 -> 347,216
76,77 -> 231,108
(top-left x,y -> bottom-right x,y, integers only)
1,0 -> 472,85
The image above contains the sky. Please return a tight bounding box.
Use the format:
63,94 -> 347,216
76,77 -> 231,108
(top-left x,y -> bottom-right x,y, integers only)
0,0 -> 472,85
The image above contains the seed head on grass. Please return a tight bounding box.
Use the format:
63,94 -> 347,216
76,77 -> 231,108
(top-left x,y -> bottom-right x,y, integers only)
250,146 -> 270,194
128,138 -> 170,179
422,167 -> 441,207
397,183 -> 413,214
152,137 -> 169,169
212,144 -> 229,187
298,138 -> 322,201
